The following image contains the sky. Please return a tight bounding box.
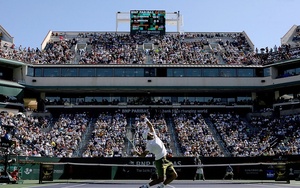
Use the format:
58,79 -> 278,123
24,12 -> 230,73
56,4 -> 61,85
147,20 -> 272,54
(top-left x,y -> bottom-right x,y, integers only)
1,0 -> 299,50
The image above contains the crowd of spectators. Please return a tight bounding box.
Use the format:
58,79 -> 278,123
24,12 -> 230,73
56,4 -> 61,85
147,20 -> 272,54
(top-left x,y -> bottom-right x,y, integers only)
0,109 -> 300,158
1,32 -> 300,66
0,40 -> 75,64
210,112 -> 300,157
82,112 -> 127,157
0,112 -> 89,157
77,32 -> 146,64
249,114 -> 300,155
254,44 -> 300,65
173,113 -> 224,157
210,112 -> 264,157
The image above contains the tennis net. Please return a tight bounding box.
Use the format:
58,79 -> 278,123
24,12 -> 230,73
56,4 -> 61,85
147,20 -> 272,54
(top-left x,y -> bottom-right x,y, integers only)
38,161 -> 299,184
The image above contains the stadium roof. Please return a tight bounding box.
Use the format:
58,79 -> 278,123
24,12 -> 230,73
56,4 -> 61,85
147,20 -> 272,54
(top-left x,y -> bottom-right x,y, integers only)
0,79 -> 24,88
0,58 -> 26,68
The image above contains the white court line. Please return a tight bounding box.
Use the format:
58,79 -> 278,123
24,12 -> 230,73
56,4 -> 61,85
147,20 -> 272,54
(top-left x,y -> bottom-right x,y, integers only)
61,184 -> 87,188
240,183 -> 298,188
167,185 -> 176,188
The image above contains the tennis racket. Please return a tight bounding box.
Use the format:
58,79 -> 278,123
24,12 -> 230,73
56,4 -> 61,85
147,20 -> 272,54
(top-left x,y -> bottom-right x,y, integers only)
128,134 -> 137,151
128,123 -> 140,152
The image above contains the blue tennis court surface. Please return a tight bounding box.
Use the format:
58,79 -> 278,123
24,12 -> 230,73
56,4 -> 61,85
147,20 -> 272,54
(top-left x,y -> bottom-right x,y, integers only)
29,180 -> 300,188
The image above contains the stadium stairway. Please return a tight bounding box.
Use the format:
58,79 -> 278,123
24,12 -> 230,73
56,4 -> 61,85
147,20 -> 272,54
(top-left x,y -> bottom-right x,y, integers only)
125,124 -> 134,155
204,118 -> 231,157
145,53 -> 154,64
40,117 -> 55,133
73,118 -> 95,157
166,117 -> 183,157
142,42 -> 155,64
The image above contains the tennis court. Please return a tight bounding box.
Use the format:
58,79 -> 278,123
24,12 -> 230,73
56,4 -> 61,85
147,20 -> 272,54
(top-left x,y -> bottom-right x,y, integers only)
5,180 -> 300,188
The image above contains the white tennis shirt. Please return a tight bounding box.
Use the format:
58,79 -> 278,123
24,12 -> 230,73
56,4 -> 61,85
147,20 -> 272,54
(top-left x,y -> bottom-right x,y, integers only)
146,132 -> 167,160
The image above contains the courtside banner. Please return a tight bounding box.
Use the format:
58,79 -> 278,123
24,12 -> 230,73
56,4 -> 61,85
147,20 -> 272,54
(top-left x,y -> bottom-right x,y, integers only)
39,163 -> 54,183
286,162 -> 300,181
274,164 -> 287,181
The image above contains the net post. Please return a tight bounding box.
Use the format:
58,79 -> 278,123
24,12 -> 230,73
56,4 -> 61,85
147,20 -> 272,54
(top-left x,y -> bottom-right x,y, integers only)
111,166 -> 118,180
286,162 -> 290,184
39,163 -> 43,184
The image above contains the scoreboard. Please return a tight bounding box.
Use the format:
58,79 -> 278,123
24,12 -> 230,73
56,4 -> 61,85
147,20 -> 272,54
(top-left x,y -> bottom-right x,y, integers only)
130,10 -> 166,35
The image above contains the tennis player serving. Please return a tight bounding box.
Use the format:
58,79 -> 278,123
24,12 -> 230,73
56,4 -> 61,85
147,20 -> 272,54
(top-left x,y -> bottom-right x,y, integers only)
135,115 -> 178,188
